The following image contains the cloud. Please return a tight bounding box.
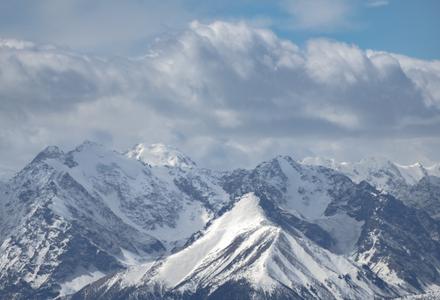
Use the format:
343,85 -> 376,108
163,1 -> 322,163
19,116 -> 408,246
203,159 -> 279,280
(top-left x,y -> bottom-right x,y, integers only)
0,0 -> 195,55
0,21 -> 439,171
0,0 -> 390,54
280,0 -> 355,30
0,39 -> 134,116
366,0 -> 390,8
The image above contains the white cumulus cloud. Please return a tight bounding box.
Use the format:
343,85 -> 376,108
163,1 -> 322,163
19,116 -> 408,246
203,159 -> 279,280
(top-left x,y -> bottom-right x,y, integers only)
0,21 -> 439,171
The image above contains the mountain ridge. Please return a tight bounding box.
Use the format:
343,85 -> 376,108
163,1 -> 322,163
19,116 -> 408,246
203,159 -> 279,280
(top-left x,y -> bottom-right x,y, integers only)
1,142 -> 440,299
71,193 -> 397,300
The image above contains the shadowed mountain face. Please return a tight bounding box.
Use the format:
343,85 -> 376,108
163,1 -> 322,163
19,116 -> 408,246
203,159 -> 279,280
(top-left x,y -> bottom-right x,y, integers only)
301,157 -> 440,220
1,142 -> 440,299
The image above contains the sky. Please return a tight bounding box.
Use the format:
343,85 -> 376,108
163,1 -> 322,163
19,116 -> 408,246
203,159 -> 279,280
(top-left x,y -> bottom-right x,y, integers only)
0,0 -> 439,172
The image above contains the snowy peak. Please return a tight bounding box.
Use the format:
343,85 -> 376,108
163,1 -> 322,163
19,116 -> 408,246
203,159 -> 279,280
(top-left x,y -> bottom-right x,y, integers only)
426,163 -> 440,177
72,140 -> 105,152
3,143 -> 440,299
301,156 -> 438,186
31,145 -> 64,163
395,162 -> 429,184
30,141 -> 111,168
75,193 -> 393,299
300,156 -> 440,222
244,155 -> 341,221
0,140 -> 221,298
126,143 -> 196,168
139,193 -> 267,288
300,157 -> 340,170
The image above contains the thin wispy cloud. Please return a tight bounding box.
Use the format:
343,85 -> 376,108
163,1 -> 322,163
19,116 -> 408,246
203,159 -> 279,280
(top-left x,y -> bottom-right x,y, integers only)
366,0 -> 390,8
281,0 -> 355,30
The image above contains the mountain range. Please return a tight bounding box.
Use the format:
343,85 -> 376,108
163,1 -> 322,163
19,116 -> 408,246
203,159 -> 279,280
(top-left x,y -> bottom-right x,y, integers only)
1,141 -> 440,299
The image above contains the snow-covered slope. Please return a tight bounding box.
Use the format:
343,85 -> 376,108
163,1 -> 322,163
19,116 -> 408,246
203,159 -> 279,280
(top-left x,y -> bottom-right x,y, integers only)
3,144 -> 440,299
301,157 -> 440,219
426,164 -> 440,178
301,157 -> 439,186
398,287 -> 440,299
302,157 -> 410,188
125,143 -> 196,168
395,163 -> 430,185
74,154 -> 440,299
72,193 -> 395,300
0,141 -> 230,299
224,157 -> 440,292
221,156 -> 367,255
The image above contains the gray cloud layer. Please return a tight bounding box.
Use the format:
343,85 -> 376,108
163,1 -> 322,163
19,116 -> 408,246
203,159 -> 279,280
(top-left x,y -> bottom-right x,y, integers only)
0,21 -> 439,170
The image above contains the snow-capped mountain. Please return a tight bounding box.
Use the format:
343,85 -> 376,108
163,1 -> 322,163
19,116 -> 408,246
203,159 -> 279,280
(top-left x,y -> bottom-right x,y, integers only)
125,143 -> 196,169
72,193 -> 396,300
74,154 -> 440,299
0,141 -> 230,299
301,157 -> 440,219
300,157 -> 436,187
2,143 -> 440,299
220,157 -> 440,294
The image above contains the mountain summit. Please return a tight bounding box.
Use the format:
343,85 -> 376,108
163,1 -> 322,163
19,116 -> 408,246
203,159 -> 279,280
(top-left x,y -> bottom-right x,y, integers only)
125,143 -> 196,168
